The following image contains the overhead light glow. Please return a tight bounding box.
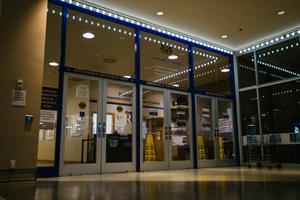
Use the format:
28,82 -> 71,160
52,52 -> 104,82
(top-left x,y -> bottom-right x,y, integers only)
49,62 -> 59,66
172,84 -> 179,87
221,68 -> 230,73
123,75 -> 131,79
277,10 -> 286,16
168,55 -> 178,60
156,11 -> 164,16
82,32 -> 95,39
221,34 -> 228,39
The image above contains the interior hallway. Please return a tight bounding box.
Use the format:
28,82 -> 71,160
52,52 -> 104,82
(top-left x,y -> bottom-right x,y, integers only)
1,167 -> 300,200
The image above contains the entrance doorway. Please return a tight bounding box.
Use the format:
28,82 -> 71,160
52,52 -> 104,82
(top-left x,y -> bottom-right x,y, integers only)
140,86 -> 193,171
196,95 -> 236,167
59,74 -> 136,175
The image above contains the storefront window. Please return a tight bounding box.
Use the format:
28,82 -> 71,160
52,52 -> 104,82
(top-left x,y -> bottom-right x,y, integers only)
193,47 -> 231,96
257,37 -> 300,84
140,32 -> 189,89
237,53 -> 256,88
65,10 -> 135,78
259,80 -> 300,163
239,90 -> 261,162
37,3 -> 61,167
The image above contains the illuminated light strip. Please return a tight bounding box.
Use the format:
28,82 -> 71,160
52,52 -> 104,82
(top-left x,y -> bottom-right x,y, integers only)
257,42 -> 299,58
50,9 -> 222,60
239,64 -> 285,79
154,60 -> 224,83
238,28 -> 300,54
250,88 -> 300,99
56,0 -> 233,54
257,60 -> 300,77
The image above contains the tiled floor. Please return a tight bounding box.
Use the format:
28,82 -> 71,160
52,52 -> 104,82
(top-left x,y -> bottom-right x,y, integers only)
1,167 -> 300,200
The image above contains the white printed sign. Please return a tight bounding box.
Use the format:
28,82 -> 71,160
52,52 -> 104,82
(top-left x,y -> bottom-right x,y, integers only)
12,89 -> 26,106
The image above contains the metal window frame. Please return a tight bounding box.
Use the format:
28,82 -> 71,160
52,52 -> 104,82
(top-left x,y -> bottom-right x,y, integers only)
37,0 -> 237,177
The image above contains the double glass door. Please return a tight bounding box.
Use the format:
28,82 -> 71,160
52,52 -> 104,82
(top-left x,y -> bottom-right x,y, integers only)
141,87 -> 193,171
196,96 -> 236,167
60,74 -> 135,175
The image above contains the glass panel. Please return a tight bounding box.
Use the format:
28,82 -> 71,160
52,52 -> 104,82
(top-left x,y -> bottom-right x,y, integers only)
237,53 -> 256,88
217,100 -> 234,160
239,90 -> 261,162
196,97 -> 214,160
259,80 -> 300,163
170,93 -> 191,161
66,10 -> 135,78
257,37 -> 300,84
64,77 -> 98,164
142,89 -> 165,162
105,82 -> 134,163
140,32 -> 189,89
37,3 -> 61,167
193,47 -> 231,96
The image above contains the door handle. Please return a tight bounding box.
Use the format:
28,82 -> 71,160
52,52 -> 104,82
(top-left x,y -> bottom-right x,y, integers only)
165,126 -> 169,140
98,122 -> 102,138
103,122 -> 106,138
168,126 -> 172,140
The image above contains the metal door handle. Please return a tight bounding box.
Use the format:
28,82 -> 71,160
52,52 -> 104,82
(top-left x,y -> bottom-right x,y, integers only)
168,126 -> 172,140
103,122 -> 106,138
165,126 -> 169,140
98,122 -> 102,138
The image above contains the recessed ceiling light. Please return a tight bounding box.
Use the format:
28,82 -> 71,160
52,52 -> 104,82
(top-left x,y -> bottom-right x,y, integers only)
221,34 -> 228,39
49,62 -> 59,66
123,75 -> 131,79
172,84 -> 179,87
82,32 -> 95,39
277,10 -> 286,16
156,11 -> 164,16
221,68 -> 230,73
168,55 -> 178,60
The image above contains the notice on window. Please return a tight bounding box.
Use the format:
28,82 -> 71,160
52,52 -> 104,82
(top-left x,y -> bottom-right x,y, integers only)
12,89 -> 26,106
40,110 -> 56,123
76,84 -> 89,99
218,118 -> 232,133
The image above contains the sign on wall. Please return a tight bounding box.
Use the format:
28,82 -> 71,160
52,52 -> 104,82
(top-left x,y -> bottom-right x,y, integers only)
12,89 -> 26,106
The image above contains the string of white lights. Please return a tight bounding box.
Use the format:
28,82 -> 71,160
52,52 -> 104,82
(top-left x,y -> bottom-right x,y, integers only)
238,28 -> 300,54
257,42 -> 299,58
239,64 -> 285,80
250,88 -> 300,101
58,0 -> 233,54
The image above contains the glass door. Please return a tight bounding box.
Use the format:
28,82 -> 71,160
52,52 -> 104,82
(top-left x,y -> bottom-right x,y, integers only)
101,80 -> 136,173
60,74 -> 102,175
141,87 -> 168,171
168,92 -> 193,169
216,99 -> 236,166
196,95 -> 236,168
140,86 -> 193,171
60,74 -> 136,175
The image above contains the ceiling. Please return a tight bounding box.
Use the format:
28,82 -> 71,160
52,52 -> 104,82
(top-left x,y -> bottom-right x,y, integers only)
84,0 -> 300,50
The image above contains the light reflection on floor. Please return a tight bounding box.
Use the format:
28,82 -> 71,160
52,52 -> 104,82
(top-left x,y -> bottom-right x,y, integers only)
1,167 -> 300,200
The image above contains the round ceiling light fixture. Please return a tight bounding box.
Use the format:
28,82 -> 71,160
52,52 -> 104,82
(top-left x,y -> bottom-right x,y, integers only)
277,10 -> 286,16
82,32 -> 95,39
49,62 -> 59,66
221,68 -> 230,73
221,34 -> 228,39
168,55 -> 178,60
156,11 -> 164,16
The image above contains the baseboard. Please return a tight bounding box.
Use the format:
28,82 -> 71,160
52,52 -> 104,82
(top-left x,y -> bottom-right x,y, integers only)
0,168 -> 36,183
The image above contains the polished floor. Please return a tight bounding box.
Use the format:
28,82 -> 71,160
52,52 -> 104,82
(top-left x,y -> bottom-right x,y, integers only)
1,167 -> 300,200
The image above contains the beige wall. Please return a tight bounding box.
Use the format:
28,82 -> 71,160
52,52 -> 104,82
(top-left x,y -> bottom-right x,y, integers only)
0,0 -> 47,169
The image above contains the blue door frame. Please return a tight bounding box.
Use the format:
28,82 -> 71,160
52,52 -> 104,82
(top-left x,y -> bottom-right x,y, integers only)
37,0 -> 238,177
